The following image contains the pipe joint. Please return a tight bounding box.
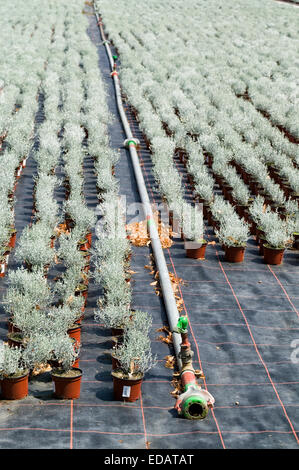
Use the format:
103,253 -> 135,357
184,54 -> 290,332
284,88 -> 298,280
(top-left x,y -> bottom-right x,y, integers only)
124,138 -> 140,149
178,347 -> 194,364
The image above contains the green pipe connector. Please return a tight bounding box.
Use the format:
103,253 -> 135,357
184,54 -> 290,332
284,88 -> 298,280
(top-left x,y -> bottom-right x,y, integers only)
123,138 -> 140,149
173,315 -> 188,334
182,394 -> 209,420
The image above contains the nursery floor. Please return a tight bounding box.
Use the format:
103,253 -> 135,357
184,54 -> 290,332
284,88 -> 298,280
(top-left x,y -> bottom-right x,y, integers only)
0,4 -> 298,450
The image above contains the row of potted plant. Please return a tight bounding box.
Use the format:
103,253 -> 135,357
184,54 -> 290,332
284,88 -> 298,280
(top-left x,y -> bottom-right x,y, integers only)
181,146 -> 298,265
0,90 -> 40,277
90,107 -> 156,400
149,89 -> 298,265
0,9 -> 95,399
93,196 -> 156,401
0,2 -> 57,277
1,31 -> 69,397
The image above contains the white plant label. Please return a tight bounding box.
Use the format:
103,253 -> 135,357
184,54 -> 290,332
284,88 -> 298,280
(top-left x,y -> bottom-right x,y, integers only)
122,386 -> 131,398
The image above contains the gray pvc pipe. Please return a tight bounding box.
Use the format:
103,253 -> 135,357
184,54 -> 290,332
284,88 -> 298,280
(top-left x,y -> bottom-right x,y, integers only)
94,8 -> 182,368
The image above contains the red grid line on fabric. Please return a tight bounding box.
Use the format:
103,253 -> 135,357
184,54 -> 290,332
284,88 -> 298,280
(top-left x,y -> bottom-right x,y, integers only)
0,427 -> 145,436
142,379 -> 299,386
214,404 -> 299,409
147,429 -> 299,437
188,322 -> 299,330
135,306 -> 297,313
5,401 -> 299,411
114,321 -> 298,331
196,360 -> 298,366
132,290 -> 299,300
1,426 -> 298,438
169,340 -> 296,347
140,393 -> 149,449
182,279 -> 299,286
165,263 -> 299,273
183,292 -> 299,300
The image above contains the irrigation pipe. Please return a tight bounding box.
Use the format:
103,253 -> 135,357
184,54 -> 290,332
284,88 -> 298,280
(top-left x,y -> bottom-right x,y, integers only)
93,4 -> 215,418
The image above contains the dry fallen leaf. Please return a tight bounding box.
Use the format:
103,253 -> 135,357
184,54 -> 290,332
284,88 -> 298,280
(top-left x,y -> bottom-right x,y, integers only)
31,363 -> 52,376
156,326 -> 170,334
126,212 -> 173,248
194,369 -> 205,379
164,355 -> 176,369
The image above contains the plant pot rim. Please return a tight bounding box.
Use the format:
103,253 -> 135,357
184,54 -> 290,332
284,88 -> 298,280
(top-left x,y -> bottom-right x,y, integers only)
1,369 -> 29,380
185,238 -> 207,244
264,244 -> 285,251
224,243 -> 246,248
111,369 -> 144,381
51,367 -> 82,379
68,323 -> 82,331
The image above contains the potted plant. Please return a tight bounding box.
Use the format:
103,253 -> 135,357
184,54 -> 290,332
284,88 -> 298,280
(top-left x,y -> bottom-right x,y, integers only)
95,304 -> 131,337
47,305 -> 82,345
111,329 -> 156,402
50,334 -> 82,399
182,204 -> 207,259
263,223 -> 293,265
215,218 -> 249,263
15,222 -> 55,273
0,343 -> 29,400
111,310 -> 152,369
22,333 -> 55,377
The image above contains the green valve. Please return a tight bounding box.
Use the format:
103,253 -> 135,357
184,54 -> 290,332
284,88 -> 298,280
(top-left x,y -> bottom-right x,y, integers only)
176,316 -> 188,333
113,55 -> 118,60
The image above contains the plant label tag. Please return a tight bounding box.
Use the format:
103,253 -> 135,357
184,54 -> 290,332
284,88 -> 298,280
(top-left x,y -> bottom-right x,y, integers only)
122,386 -> 131,398
0,264 -> 4,274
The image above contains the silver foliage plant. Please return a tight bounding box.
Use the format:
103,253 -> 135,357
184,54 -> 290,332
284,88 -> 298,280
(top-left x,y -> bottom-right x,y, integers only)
113,329 -> 157,378
0,343 -> 27,378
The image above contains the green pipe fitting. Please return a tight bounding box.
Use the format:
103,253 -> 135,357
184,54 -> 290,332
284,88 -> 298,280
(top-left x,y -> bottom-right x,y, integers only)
173,315 -> 188,334
123,138 -> 140,149
182,394 -> 209,420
